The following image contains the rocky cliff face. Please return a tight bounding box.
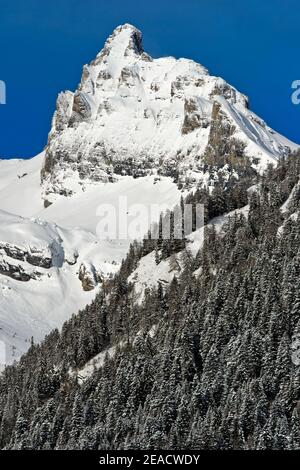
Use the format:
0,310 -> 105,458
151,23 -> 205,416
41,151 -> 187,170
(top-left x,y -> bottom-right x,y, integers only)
0,212 -> 65,283
41,24 -> 297,206
0,241 -> 52,282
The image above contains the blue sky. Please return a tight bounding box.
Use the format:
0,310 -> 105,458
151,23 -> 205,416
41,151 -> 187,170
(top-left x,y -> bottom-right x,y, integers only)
0,0 -> 299,159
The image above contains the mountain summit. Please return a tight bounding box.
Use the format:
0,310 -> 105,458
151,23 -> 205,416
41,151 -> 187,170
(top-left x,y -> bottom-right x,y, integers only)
41,24 -> 298,206
94,23 -> 144,60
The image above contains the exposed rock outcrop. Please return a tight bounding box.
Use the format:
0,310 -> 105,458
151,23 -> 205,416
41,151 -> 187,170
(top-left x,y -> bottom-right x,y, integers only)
0,258 -> 41,282
182,97 -> 211,134
0,242 -> 52,268
78,263 -> 102,291
203,101 -> 247,168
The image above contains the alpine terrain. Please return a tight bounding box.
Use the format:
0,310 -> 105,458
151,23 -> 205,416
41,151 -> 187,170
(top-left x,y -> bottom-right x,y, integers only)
0,24 -> 300,450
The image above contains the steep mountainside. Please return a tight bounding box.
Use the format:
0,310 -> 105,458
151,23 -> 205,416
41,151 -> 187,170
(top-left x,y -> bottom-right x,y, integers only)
0,24 -> 298,363
1,153 -> 300,450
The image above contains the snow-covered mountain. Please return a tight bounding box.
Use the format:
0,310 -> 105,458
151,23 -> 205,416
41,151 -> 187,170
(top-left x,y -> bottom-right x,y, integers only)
0,156 -> 181,362
0,23 -> 298,363
41,23 -> 297,206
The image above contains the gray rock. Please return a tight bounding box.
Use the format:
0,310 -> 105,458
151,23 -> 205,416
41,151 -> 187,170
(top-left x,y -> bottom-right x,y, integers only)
78,263 -> 102,291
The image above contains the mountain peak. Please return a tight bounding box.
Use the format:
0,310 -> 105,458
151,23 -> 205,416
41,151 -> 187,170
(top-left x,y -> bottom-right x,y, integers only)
41,25 -> 298,205
94,23 -> 144,65
111,23 -> 142,39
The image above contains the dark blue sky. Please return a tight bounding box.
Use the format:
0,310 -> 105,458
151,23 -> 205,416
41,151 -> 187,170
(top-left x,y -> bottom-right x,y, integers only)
0,0 -> 299,159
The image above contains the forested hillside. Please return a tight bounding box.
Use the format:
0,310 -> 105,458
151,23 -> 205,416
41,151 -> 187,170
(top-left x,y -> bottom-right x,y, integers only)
1,152 -> 300,450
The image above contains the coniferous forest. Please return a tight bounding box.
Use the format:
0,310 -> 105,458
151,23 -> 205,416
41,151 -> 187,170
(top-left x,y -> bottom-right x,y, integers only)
1,153 -> 300,450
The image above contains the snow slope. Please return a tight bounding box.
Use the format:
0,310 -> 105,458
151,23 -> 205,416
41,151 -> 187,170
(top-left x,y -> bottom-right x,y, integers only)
39,174 -> 182,234
0,153 -> 44,216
